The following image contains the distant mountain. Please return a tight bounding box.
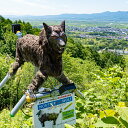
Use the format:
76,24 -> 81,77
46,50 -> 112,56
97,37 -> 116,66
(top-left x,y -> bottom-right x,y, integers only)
3,11 -> 128,22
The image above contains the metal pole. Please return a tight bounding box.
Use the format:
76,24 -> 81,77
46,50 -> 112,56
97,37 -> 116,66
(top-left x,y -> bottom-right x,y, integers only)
75,89 -> 85,99
10,92 -> 51,117
0,73 -> 11,89
10,94 -> 26,117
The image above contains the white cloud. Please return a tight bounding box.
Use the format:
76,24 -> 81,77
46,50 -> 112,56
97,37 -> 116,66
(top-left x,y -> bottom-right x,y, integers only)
12,0 -> 50,9
0,0 -> 54,15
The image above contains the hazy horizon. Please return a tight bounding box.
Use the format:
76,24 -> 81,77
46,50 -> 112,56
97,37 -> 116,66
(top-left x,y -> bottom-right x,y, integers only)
2,11 -> 128,17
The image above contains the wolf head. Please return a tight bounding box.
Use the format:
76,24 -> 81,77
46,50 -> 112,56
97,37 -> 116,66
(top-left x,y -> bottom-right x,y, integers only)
39,21 -> 67,54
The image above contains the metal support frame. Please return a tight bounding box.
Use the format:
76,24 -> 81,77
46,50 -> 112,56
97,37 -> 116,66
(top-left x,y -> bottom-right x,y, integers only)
10,83 -> 85,117
0,73 -> 11,89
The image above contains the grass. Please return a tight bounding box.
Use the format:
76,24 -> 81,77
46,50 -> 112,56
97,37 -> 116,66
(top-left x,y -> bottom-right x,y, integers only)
0,109 -> 33,128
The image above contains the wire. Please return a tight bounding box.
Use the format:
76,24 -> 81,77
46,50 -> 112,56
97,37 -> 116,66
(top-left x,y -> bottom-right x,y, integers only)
21,108 -> 32,117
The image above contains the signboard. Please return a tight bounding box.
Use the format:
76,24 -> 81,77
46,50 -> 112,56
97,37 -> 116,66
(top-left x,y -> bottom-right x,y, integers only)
33,93 -> 76,128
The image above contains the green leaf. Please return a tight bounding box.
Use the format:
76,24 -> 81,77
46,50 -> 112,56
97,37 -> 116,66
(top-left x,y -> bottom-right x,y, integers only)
115,106 -> 128,122
101,116 -> 119,124
118,102 -> 128,107
100,109 -> 116,118
64,124 -> 74,128
119,117 -> 128,128
76,119 -> 84,124
94,117 -> 119,127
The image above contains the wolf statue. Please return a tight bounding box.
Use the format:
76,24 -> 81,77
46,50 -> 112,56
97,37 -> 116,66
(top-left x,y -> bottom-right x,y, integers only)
8,21 -> 72,93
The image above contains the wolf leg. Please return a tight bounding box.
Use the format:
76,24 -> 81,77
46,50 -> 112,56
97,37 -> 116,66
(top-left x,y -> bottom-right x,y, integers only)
8,58 -> 24,76
9,47 -> 24,76
55,72 -> 72,85
56,72 -> 85,99
28,71 -> 47,93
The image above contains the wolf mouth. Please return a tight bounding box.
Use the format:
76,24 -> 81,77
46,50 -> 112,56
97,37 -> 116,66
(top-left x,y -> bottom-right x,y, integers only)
58,47 -> 65,53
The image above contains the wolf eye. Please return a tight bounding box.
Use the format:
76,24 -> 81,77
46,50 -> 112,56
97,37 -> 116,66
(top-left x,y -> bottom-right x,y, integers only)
60,32 -> 65,37
51,32 -> 59,39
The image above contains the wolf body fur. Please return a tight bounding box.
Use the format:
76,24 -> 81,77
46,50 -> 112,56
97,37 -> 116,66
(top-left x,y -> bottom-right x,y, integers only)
9,21 -> 71,92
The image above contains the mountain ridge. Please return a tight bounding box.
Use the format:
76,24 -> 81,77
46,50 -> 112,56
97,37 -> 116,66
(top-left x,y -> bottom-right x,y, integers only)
3,11 -> 128,22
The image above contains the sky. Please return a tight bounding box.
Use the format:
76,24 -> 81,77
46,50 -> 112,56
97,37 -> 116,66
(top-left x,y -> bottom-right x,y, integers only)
0,0 -> 128,16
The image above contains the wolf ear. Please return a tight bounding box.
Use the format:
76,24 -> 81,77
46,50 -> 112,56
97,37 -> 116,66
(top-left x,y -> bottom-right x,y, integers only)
60,20 -> 65,32
43,23 -> 51,34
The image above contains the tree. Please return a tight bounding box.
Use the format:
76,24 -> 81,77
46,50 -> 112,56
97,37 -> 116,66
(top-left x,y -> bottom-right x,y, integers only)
100,50 -> 125,68
0,16 -> 41,56
66,38 -> 101,66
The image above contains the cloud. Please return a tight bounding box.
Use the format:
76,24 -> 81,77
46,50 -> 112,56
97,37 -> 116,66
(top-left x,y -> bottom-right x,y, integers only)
12,0 -> 50,9
0,0 -> 55,15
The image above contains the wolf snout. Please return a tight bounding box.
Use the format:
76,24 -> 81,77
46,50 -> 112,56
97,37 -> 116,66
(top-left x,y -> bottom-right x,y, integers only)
58,38 -> 66,48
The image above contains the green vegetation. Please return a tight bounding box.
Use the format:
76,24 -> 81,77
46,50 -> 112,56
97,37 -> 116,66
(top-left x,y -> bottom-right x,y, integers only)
0,109 -> 32,128
0,16 -> 128,127
0,16 -> 40,57
66,37 -> 128,51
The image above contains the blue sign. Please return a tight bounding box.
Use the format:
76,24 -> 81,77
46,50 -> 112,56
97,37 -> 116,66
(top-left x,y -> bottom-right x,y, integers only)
38,96 -> 72,110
